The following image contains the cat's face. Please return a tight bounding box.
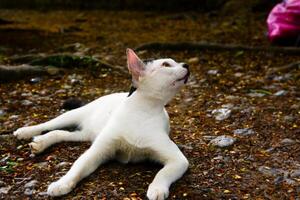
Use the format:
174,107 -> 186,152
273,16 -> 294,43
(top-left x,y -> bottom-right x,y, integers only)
127,48 -> 189,103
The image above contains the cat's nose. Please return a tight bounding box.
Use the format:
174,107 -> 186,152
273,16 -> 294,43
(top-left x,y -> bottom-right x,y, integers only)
182,63 -> 189,70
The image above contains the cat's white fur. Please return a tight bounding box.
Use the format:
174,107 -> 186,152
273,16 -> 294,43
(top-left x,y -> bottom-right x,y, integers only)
13,49 -> 189,200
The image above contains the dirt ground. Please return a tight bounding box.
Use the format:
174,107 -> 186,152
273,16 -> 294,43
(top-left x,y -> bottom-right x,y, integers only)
0,9 -> 299,200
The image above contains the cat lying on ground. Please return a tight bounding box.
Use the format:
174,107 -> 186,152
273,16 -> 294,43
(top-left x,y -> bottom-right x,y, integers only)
14,49 -> 190,200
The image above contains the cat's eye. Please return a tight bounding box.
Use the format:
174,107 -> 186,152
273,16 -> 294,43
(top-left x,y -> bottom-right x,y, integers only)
162,62 -> 171,67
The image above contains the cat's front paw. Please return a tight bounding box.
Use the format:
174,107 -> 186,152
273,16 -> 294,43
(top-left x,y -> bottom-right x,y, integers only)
13,126 -> 40,140
147,183 -> 169,200
47,179 -> 75,197
29,136 -> 46,154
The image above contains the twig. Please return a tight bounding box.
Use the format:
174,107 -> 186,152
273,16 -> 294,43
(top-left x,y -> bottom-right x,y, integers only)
135,42 -> 300,55
1,54 -> 127,82
267,61 -> 300,74
0,64 -> 51,82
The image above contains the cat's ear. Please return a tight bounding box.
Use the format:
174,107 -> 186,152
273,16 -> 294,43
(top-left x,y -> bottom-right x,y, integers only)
126,48 -> 145,87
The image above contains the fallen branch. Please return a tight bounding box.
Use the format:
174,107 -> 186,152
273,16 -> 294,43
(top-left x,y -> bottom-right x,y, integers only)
267,61 -> 300,74
0,64 -> 61,82
27,53 -> 127,74
135,42 -> 300,55
3,53 -> 127,82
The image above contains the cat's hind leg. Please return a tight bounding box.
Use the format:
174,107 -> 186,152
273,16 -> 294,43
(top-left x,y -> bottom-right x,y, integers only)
14,107 -> 86,140
29,129 -> 90,154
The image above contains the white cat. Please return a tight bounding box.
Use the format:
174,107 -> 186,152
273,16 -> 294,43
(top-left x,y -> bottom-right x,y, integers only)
14,49 -> 190,200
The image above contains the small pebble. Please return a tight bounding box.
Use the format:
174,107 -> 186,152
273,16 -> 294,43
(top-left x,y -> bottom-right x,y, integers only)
248,92 -> 265,97
24,180 -> 38,188
9,115 -> 19,120
55,162 -> 71,169
30,77 -> 42,84
280,138 -> 295,146
209,135 -> 236,147
0,186 -> 11,194
24,188 -> 34,196
38,191 -> 48,196
21,100 -> 33,106
233,128 -> 255,136
212,155 -> 223,160
273,74 -> 291,81
211,108 -> 231,121
0,181 -> 5,187
70,78 -> 80,85
274,90 -> 287,96
221,103 -> 234,109
283,115 -> 294,122
258,166 -> 284,177
0,110 -> 5,116
274,176 -> 284,185
291,169 -> 300,178
285,178 -> 296,185
207,69 -> 218,75
291,104 -> 300,109
234,72 -> 243,77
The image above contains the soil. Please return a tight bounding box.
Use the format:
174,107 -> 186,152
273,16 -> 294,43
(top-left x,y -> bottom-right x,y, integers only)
0,9 -> 299,200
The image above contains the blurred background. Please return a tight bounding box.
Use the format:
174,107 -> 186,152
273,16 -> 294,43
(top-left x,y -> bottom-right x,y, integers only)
1,1 -> 300,200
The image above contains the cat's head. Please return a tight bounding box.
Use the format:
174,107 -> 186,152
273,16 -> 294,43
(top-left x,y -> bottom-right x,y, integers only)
126,48 -> 189,103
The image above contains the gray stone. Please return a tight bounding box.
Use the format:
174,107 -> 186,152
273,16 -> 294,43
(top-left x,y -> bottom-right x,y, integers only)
274,175 -> 284,185
38,191 -> 48,196
258,166 -> 284,177
233,128 -> 255,136
209,135 -> 236,147
0,110 -> 4,116
0,181 -> 4,187
30,77 -> 42,84
55,162 -> 71,169
21,92 -> 32,97
207,69 -> 218,75
212,155 -> 223,160
24,188 -> 35,196
234,72 -> 243,77
221,103 -> 234,109
280,138 -> 295,146
21,100 -> 33,106
291,104 -> 300,110
70,78 -> 80,85
24,180 -> 38,188
225,95 -> 239,100
285,178 -> 296,185
273,74 -> 291,81
9,115 -> 19,120
248,92 -> 265,97
211,108 -> 231,121
0,186 -> 11,194
283,115 -> 295,122
291,169 -> 300,178
274,90 -> 287,96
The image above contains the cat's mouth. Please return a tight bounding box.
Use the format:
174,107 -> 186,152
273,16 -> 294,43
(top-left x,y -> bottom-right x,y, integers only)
176,71 -> 190,84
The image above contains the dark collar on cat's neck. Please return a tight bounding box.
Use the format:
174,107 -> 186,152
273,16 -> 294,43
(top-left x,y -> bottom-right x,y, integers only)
127,86 -> 137,97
